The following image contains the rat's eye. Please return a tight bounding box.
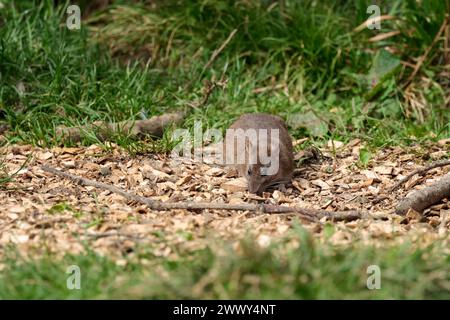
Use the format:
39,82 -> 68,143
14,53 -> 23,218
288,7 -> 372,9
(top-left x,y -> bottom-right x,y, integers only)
247,168 -> 252,176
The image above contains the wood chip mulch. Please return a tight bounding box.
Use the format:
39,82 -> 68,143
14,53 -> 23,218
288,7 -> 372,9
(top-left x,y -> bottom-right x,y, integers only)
1,138 -> 449,261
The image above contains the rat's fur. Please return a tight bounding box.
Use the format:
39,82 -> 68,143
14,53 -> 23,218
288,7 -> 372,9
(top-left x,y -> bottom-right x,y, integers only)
225,113 -> 294,194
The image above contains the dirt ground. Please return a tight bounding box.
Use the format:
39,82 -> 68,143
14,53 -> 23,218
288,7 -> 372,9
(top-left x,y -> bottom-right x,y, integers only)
1,139 -> 449,260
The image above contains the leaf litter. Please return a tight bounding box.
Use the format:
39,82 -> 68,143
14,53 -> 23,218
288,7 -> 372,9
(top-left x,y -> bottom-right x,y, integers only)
0,139 -> 449,260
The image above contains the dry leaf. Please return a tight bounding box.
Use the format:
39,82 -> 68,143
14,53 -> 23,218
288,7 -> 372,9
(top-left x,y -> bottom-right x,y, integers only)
221,178 -> 247,192
374,166 -> 393,175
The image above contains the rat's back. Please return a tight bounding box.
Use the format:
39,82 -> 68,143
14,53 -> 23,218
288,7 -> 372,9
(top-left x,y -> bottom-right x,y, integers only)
229,113 -> 288,131
228,113 -> 293,157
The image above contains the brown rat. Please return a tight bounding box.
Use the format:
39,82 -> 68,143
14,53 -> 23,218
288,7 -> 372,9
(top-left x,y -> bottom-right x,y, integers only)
225,113 -> 294,194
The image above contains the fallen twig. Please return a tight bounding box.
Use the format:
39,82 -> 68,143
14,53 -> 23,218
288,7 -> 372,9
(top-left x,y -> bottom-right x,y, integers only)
41,165 -> 365,222
82,230 -> 146,241
388,159 -> 450,192
369,31 -> 400,42
396,173 -> 450,215
56,111 -> 186,143
202,28 -> 238,74
353,15 -> 397,33
186,28 -> 238,90
56,75 -> 225,143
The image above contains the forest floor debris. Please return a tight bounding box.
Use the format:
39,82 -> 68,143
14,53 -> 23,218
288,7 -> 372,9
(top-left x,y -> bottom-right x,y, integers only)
1,139 -> 449,260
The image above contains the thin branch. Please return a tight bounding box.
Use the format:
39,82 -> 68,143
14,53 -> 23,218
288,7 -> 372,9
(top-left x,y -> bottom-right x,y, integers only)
388,159 -> 450,192
41,165 -> 365,222
56,111 -> 186,143
396,173 -> 450,215
186,28 -> 237,91
82,231 -> 146,241
202,28 -> 238,74
353,15 -> 397,33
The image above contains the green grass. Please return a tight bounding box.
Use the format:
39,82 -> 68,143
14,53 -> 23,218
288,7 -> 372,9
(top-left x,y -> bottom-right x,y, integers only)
0,0 -> 179,150
0,149 -> 30,188
0,0 -> 449,150
0,226 -> 449,299
0,0 -> 449,299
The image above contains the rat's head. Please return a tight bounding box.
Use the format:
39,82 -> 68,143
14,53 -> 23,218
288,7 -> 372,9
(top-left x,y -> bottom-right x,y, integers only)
245,162 -> 278,194
243,135 -> 281,194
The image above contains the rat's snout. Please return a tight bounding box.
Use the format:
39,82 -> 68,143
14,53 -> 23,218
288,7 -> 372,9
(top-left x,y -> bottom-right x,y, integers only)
247,179 -> 264,194
248,185 -> 259,194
